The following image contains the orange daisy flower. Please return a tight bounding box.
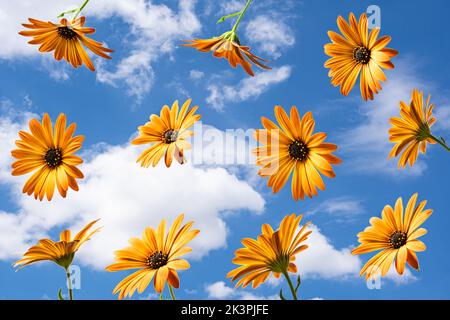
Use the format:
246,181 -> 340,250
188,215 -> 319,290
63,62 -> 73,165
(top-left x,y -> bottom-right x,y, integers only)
228,214 -> 311,300
15,219 -> 101,300
254,105 -> 342,200
183,33 -> 271,76
106,214 -> 199,300
15,219 -> 101,269
19,17 -> 113,71
131,99 -> 201,168
324,12 -> 398,100
11,113 -> 84,201
352,194 -> 432,280
389,89 -> 442,168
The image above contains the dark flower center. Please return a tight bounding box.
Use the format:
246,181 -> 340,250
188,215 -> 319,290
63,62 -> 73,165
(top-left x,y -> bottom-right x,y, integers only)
389,231 -> 407,249
57,26 -> 77,40
44,148 -> 63,168
353,46 -> 371,64
163,129 -> 178,144
147,251 -> 169,269
288,140 -> 309,161
416,123 -> 431,141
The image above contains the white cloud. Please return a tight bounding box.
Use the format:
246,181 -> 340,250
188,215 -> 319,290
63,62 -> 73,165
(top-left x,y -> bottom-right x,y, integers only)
206,66 -> 291,110
297,224 -> 361,279
166,78 -> 190,99
205,281 -> 235,299
189,69 -> 205,81
264,224 -> 361,284
306,197 -> 365,220
205,281 -> 278,300
190,123 -> 257,167
0,112 -> 265,268
245,15 -> 295,59
339,61 -> 433,177
238,292 -> 279,300
435,101 -> 450,131
0,0 -> 201,102
385,267 -> 417,286
39,58 -> 71,82
219,1 -> 247,15
218,0 -> 299,16
89,0 -> 201,102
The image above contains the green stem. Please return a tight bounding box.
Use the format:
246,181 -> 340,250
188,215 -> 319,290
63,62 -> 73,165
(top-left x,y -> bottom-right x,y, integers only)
231,0 -> 252,33
282,271 -> 298,300
72,0 -> 90,21
430,134 -> 450,152
57,9 -> 78,19
65,267 -> 73,300
168,284 -> 176,300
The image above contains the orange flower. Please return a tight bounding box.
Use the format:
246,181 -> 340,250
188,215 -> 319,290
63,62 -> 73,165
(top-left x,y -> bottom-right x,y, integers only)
324,12 -> 398,100
183,33 -> 270,76
19,17 -> 113,71
352,194 -> 431,280
106,214 -> 199,299
389,89 -> 438,167
14,219 -> 100,300
228,214 -> 311,300
254,106 -> 341,200
15,220 -> 101,269
131,99 -> 201,168
11,113 -> 84,201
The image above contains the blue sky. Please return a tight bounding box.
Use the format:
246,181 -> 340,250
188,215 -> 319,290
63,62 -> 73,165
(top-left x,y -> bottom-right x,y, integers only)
1,0 -> 450,300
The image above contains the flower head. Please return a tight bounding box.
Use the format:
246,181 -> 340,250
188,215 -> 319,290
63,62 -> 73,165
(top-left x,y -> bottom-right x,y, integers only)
228,214 -> 311,288
324,12 -> 398,100
106,214 -> 199,299
389,89 -> 437,167
254,105 -> 341,200
11,113 -> 84,201
19,17 -> 113,71
182,32 -> 271,76
131,99 -> 201,168
15,220 -> 101,269
352,193 -> 432,279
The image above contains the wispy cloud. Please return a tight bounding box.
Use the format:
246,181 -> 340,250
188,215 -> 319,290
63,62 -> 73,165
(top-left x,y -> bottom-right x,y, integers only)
206,66 -> 291,110
205,281 -> 278,300
189,69 -> 205,81
88,0 -> 200,103
218,0 -> 247,15
245,15 -> 295,59
306,197 -> 365,221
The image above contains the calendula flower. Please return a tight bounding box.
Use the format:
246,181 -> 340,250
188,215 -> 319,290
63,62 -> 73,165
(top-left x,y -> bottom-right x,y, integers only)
182,0 -> 270,76
228,214 -> 311,300
11,113 -> 84,201
324,12 -> 398,100
254,106 -> 342,201
389,89 -> 450,167
352,193 -> 432,279
106,214 -> 199,300
14,219 -> 101,300
19,16 -> 113,71
131,99 -> 201,168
